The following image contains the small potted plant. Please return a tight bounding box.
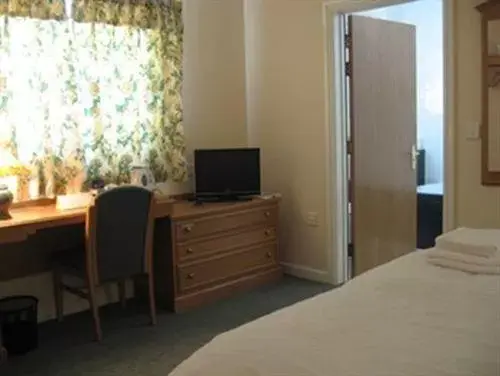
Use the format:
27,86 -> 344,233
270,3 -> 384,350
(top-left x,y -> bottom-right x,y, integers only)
0,184 -> 13,219
0,164 -> 32,204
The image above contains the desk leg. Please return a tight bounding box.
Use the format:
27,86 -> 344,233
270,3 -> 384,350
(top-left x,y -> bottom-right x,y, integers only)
88,281 -> 102,342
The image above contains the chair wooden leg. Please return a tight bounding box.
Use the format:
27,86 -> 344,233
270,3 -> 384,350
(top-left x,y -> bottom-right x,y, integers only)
0,345 -> 7,365
118,280 -> 127,309
52,267 -> 64,322
148,272 -> 157,326
87,282 -> 102,342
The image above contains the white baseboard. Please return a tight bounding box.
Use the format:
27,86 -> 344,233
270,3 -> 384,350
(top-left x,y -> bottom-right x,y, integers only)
281,262 -> 330,283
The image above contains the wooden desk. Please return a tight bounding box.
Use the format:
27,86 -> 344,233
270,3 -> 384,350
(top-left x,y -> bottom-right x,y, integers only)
0,196 -> 174,282
0,196 -> 175,245
0,196 -> 282,312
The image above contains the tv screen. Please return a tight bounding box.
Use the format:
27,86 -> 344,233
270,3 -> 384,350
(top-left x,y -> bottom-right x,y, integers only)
194,148 -> 261,199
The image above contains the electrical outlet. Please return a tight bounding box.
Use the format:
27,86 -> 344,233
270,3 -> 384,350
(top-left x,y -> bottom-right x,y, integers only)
306,212 -> 319,227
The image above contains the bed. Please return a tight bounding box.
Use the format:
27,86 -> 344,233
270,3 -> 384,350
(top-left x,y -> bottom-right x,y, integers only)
169,250 -> 500,376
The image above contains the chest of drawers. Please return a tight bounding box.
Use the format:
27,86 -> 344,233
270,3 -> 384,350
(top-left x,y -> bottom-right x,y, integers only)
165,197 -> 282,312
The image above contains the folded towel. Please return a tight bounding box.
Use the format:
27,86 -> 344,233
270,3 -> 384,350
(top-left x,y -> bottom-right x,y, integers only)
436,239 -> 497,258
428,248 -> 500,266
435,227 -> 500,258
428,257 -> 500,275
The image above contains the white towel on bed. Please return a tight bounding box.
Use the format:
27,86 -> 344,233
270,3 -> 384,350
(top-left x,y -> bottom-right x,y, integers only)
428,248 -> 500,275
428,248 -> 500,265
435,227 -> 500,258
428,256 -> 500,275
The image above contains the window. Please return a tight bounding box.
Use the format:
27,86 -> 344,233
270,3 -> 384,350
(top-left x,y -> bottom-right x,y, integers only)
0,0 -> 186,199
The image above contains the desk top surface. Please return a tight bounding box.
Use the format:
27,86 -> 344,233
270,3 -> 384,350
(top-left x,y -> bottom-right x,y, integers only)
0,195 -> 280,245
2,205 -> 85,229
0,195 -> 281,229
0,195 -> 175,230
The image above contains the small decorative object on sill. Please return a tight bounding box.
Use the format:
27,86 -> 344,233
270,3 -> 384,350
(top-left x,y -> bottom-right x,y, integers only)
0,184 -> 13,220
104,183 -> 118,192
16,176 -> 30,202
0,149 -> 30,202
28,176 -> 39,200
131,164 -> 156,190
90,178 -> 105,196
28,157 -> 41,200
56,192 -> 92,211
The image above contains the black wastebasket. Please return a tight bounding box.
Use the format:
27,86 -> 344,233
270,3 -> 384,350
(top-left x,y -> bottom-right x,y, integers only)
0,296 -> 39,355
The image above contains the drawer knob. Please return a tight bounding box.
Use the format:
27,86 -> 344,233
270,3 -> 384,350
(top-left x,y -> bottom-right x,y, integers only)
265,229 -> 272,236
264,211 -> 271,217
187,273 -> 195,280
182,224 -> 193,233
266,252 -> 272,258
186,247 -> 194,254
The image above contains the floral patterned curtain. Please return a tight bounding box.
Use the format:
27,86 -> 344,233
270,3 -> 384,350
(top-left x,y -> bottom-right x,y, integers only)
0,0 -> 186,198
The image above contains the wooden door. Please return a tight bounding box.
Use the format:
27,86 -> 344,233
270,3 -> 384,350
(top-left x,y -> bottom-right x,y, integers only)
347,15 -> 417,276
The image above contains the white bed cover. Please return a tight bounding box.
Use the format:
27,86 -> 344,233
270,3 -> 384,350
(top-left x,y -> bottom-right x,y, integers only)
170,251 -> 500,376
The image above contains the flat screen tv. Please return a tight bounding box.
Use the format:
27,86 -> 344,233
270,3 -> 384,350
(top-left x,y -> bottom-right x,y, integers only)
194,148 -> 261,201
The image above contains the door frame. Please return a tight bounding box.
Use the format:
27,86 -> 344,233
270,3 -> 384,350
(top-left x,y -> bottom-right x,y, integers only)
323,0 -> 456,284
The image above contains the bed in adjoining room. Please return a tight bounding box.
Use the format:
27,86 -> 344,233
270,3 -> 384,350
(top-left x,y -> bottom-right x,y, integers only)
417,182 -> 443,249
169,231 -> 500,376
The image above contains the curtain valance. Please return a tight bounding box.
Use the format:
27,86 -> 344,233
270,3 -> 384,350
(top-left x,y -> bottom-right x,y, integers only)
0,0 -> 65,20
72,0 -> 181,29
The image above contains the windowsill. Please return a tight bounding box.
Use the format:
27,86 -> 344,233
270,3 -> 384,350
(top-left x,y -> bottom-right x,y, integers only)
11,197 -> 56,209
9,181 -> 192,210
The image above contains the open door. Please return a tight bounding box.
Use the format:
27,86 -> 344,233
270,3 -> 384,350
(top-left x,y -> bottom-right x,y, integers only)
347,15 -> 417,276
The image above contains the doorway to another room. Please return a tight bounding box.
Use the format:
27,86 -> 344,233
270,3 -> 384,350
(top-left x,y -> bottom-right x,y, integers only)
341,0 -> 445,278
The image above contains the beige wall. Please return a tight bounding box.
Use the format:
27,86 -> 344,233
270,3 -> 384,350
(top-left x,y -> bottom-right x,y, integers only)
0,0 -> 248,322
245,0 -> 500,283
245,0 -> 330,281
455,0 -> 500,227
183,0 -> 247,154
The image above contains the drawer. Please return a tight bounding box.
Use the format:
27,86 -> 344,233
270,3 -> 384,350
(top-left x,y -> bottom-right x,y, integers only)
177,226 -> 277,262
177,243 -> 277,293
175,206 -> 277,242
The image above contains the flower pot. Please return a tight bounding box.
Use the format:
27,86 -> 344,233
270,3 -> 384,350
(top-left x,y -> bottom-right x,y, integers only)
0,184 -> 13,220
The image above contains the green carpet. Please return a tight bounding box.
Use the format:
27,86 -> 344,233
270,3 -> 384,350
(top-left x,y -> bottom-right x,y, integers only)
2,276 -> 332,376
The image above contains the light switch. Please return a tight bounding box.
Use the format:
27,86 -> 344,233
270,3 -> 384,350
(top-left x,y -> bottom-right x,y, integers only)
306,212 -> 319,227
466,122 -> 481,140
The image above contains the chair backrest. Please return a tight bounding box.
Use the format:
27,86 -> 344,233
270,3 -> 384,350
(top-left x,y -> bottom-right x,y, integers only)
86,186 -> 154,284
